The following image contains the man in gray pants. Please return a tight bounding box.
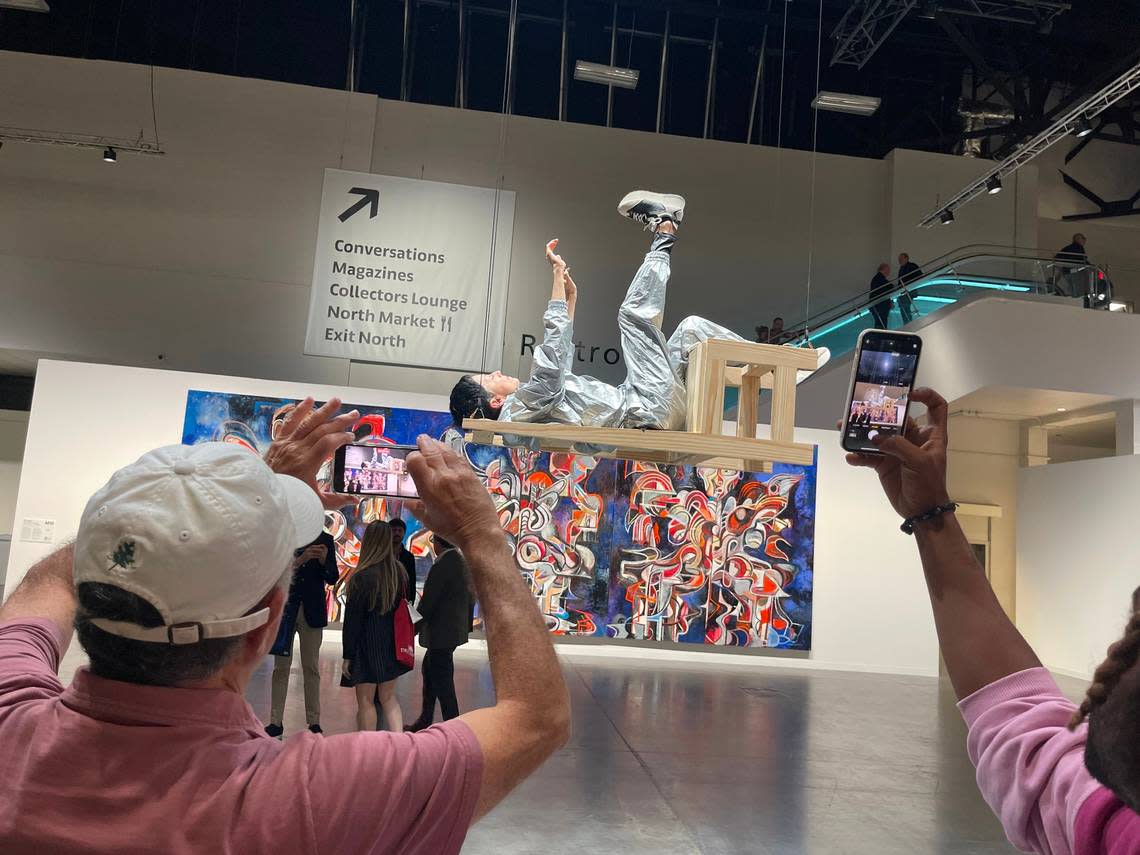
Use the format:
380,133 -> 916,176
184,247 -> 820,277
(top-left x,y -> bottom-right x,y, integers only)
449,191 -> 828,431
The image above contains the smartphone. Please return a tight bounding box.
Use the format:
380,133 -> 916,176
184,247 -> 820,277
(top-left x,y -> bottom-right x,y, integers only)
332,443 -> 419,498
841,329 -> 923,454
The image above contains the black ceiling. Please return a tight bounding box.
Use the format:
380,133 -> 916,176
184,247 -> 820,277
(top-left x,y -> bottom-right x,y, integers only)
3,0 -> 1140,159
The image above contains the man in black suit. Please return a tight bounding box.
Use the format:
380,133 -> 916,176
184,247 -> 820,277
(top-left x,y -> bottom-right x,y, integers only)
266,530 -> 340,737
868,262 -> 893,329
897,253 -> 923,324
389,517 -> 417,602
405,534 -> 474,732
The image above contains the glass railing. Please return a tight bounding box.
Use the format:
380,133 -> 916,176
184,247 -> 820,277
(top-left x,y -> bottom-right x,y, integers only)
787,245 -> 1109,359
725,245 -> 1111,415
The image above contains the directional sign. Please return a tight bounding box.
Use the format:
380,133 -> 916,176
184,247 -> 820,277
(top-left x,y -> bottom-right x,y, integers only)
305,169 -> 515,372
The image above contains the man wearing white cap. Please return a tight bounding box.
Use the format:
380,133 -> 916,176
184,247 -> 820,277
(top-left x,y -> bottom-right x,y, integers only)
0,397 -> 570,853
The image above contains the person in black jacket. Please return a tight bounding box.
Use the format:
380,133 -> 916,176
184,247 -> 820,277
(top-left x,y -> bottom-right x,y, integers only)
896,253 -> 923,324
341,521 -> 412,732
405,535 -> 473,732
266,530 -> 339,737
389,517 -> 417,603
1054,233 -> 1089,297
869,262 -> 893,329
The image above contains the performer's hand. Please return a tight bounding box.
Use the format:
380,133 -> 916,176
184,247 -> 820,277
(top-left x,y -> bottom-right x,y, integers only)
263,396 -> 358,510
404,435 -> 506,552
844,387 -> 951,519
545,238 -> 566,270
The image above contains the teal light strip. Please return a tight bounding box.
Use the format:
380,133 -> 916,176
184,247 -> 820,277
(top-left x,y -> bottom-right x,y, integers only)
808,275 -> 1033,344
915,277 -> 1031,293
813,308 -> 870,339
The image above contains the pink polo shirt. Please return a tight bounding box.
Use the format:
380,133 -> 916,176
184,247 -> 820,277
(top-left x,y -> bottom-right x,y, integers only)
0,618 -> 483,854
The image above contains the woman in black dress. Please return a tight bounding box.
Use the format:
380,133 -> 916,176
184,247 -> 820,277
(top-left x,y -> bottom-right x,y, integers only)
341,520 -> 411,731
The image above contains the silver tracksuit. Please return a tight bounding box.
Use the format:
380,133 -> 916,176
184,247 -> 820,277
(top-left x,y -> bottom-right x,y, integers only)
499,233 -> 744,431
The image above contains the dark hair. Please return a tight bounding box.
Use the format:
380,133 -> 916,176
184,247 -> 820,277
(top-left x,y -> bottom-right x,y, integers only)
76,583 -> 249,686
450,375 -> 499,426
389,517 -> 407,531
1070,589 -> 1140,812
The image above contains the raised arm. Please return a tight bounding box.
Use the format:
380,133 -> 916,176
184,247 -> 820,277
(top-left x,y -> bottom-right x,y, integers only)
406,437 -> 570,821
846,387 -> 1040,699
0,544 -> 77,644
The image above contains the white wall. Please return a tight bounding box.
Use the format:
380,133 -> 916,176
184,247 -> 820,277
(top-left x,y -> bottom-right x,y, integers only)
2,49 -> 1028,396
1017,454 -> 1140,679
6,360 -> 938,676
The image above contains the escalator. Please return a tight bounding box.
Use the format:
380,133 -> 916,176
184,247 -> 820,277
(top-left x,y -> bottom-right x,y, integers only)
726,244 -> 1111,414
786,244 -> 1110,357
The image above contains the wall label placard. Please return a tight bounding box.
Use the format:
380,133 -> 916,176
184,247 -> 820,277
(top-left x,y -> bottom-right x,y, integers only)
305,169 -> 515,372
20,517 -> 55,543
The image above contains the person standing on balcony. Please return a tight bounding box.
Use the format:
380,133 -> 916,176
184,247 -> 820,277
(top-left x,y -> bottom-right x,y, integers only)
1055,234 -> 1089,298
869,262 -> 893,329
897,253 -> 923,324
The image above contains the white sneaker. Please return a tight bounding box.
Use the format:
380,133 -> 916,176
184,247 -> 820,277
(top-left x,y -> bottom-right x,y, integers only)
618,191 -> 686,230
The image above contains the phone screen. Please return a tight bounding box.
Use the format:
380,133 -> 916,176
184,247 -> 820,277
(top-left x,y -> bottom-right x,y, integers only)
842,331 -> 922,454
333,443 -> 419,498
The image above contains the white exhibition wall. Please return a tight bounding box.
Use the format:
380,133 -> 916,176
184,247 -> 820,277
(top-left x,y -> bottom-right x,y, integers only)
1,49 -> 1035,396
5,360 -> 938,676
1017,454 -> 1140,679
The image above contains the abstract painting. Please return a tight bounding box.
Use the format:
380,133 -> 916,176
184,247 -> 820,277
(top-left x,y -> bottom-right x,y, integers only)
182,389 -> 816,650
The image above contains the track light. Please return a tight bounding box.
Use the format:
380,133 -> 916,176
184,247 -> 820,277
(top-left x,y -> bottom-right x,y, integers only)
102,146 -> 117,163
939,209 -> 955,225
985,175 -> 1003,195
1073,117 -> 1094,138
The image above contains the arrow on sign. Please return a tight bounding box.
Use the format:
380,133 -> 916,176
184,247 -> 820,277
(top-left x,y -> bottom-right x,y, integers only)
338,187 -> 380,222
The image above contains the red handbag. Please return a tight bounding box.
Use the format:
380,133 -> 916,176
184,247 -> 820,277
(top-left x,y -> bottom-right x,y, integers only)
394,583 -> 415,669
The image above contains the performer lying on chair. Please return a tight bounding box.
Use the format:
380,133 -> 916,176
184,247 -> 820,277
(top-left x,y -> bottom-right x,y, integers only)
449,191 -> 829,431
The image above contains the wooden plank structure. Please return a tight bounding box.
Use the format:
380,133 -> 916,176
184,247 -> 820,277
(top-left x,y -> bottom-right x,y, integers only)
464,341 -> 824,471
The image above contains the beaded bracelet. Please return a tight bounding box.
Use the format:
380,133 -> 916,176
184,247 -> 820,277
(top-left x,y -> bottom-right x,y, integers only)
900,502 -> 959,535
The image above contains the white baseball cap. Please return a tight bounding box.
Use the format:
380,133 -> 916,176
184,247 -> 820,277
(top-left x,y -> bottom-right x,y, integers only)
74,442 -> 325,645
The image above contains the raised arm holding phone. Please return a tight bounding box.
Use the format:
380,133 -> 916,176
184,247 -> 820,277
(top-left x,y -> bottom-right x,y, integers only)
0,395 -> 569,853
849,387 -> 1140,854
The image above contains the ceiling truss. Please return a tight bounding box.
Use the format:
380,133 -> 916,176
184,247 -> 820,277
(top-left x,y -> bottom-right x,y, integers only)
830,0 -> 1070,70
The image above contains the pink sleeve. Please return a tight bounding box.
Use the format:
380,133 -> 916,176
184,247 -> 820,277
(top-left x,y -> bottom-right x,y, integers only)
305,720 -> 484,854
0,619 -> 66,708
958,667 -> 1102,855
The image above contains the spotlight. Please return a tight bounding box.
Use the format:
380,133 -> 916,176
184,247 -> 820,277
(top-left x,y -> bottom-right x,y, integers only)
985,175 -> 1003,195
1073,117 -> 1094,138
939,209 -> 955,225
102,146 -> 117,163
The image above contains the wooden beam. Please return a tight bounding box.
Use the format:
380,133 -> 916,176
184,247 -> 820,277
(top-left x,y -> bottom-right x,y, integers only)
463,419 -> 815,468
700,340 -> 823,371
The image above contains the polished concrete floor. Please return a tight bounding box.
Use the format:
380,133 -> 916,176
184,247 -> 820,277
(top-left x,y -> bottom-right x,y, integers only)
58,639 -> 1088,855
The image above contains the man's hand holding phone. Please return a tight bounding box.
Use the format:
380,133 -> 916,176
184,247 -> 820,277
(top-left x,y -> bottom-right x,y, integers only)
845,387 -> 951,519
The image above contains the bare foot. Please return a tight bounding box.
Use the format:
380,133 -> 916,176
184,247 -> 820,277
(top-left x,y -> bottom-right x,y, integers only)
546,239 -> 566,270
656,220 -> 677,236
